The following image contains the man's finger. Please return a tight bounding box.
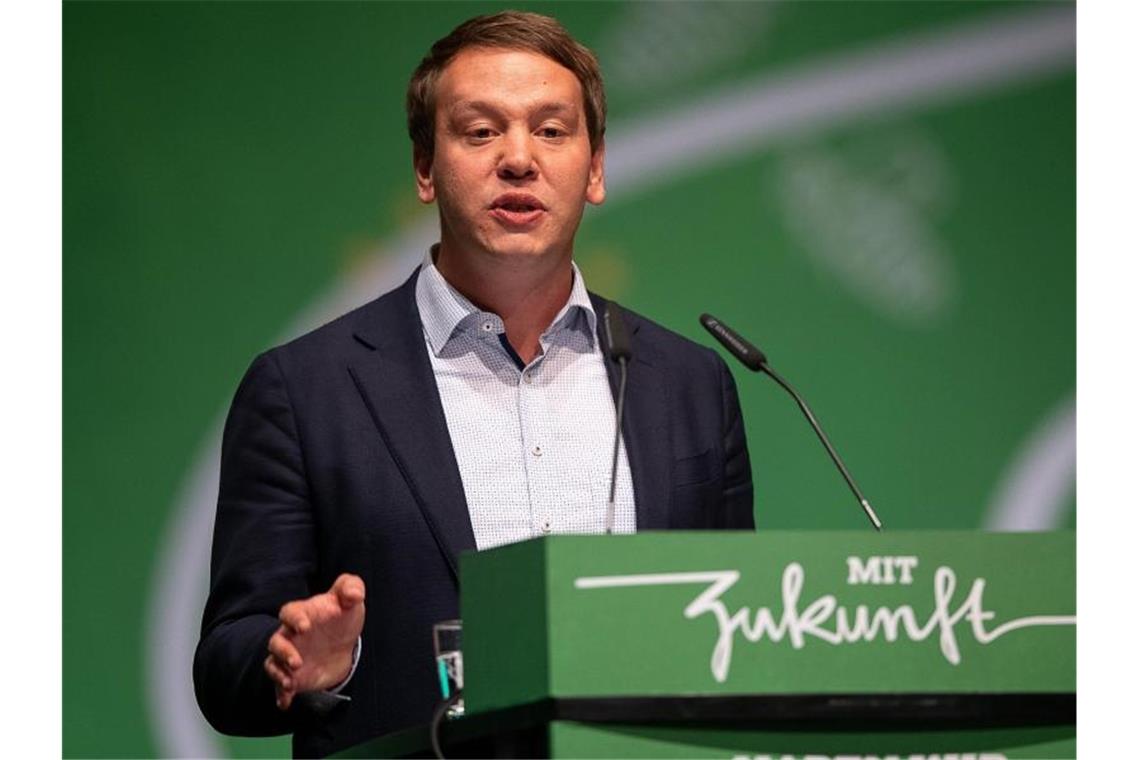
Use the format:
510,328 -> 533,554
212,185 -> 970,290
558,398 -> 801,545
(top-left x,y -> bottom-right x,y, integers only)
279,601 -> 312,634
332,573 -> 366,609
276,682 -> 296,712
268,630 -> 304,670
263,655 -> 293,691
267,656 -> 297,711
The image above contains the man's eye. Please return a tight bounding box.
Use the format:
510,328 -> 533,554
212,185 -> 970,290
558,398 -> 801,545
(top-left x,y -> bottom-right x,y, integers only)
539,127 -> 564,139
468,128 -> 494,140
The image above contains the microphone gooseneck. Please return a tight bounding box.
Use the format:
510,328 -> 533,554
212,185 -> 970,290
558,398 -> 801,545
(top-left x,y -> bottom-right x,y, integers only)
604,304 -> 632,535
699,313 -> 883,531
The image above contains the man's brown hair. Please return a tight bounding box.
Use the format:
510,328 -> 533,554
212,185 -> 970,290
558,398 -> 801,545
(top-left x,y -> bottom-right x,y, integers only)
406,11 -> 607,160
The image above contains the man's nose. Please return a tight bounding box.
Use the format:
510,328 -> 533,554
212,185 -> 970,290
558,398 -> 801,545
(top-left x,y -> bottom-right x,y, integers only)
497,130 -> 537,180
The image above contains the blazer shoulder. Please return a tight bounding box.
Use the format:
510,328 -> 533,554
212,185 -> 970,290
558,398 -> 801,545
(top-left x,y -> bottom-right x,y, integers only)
264,269 -> 420,367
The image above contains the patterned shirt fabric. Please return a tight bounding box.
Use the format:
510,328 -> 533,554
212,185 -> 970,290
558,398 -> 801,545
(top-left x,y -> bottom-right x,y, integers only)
415,248 -> 637,550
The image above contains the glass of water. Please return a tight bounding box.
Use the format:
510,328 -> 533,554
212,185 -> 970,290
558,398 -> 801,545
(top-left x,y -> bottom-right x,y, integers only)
432,619 -> 464,718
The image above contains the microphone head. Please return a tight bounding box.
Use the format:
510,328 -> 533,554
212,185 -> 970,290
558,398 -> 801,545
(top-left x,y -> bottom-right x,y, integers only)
700,313 -> 768,371
604,303 -> 633,361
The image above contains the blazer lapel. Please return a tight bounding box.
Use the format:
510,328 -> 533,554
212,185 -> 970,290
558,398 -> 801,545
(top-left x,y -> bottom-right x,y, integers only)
348,270 -> 476,579
591,294 -> 673,530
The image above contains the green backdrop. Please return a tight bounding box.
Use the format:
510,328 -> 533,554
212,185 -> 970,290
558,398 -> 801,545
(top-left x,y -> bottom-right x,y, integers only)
63,1 -> 1074,756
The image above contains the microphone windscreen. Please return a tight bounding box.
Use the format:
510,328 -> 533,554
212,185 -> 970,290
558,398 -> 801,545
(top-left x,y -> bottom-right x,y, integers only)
700,313 -> 767,371
604,304 -> 633,361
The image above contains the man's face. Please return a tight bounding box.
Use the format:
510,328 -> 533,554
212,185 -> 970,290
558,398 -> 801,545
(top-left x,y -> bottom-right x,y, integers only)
415,47 -> 605,265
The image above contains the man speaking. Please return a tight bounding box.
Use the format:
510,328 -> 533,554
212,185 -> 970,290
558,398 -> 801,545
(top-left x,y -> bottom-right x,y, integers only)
194,11 -> 754,757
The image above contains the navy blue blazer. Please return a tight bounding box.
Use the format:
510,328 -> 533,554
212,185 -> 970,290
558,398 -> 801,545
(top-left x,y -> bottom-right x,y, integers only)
193,268 -> 754,757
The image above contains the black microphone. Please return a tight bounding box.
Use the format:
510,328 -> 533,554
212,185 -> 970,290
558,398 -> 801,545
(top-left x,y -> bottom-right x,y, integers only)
603,304 -> 632,534
700,314 -> 767,370
604,302 -> 632,360
699,313 -> 883,531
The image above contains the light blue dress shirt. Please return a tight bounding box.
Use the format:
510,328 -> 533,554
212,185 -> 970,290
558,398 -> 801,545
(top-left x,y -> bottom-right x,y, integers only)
415,248 -> 637,549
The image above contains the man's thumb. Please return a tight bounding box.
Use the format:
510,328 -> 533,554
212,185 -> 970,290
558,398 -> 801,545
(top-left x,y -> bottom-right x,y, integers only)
332,573 -> 366,609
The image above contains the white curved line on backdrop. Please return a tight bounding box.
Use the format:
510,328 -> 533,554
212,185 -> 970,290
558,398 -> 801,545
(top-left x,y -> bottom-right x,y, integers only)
602,4 -> 1073,198
146,5 -> 1075,755
984,394 -> 1076,531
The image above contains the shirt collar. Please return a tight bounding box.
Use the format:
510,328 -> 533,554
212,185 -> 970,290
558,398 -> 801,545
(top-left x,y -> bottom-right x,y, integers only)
415,245 -> 598,357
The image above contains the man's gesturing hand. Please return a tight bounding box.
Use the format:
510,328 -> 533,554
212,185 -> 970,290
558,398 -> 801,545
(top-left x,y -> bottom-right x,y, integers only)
263,573 -> 366,710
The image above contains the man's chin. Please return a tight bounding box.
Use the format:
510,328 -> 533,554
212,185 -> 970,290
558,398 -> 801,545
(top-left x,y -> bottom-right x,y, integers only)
484,239 -> 562,264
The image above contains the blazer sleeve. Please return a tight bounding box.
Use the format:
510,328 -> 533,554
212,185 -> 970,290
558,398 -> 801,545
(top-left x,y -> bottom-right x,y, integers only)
718,355 -> 755,529
193,351 -> 319,736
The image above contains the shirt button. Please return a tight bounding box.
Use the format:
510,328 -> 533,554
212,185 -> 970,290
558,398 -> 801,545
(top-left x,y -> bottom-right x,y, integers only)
481,321 -> 494,332
540,521 -> 552,533
532,445 -> 542,457
523,372 -> 533,384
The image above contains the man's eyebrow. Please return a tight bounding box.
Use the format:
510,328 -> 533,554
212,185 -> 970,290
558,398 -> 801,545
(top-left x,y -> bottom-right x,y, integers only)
448,100 -> 578,117
531,101 -> 578,118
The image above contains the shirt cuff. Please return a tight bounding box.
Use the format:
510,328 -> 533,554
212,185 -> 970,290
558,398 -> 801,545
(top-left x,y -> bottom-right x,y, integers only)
322,636 -> 362,698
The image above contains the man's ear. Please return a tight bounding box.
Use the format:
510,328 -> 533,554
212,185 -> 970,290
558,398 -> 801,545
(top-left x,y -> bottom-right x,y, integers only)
414,147 -> 435,204
586,141 -> 606,206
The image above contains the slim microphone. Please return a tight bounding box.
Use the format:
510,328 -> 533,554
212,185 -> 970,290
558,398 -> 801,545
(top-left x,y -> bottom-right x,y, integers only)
699,313 -> 883,531
603,304 -> 632,534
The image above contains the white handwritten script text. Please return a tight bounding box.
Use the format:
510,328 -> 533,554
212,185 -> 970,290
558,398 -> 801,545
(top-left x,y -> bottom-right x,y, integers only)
574,564 -> 1075,683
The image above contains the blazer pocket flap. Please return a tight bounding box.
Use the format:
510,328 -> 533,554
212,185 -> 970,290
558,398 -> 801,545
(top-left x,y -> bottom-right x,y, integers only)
672,449 -> 714,486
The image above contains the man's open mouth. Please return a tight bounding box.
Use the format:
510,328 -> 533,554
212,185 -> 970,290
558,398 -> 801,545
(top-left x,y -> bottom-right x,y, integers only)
491,193 -> 546,212
490,194 -> 546,225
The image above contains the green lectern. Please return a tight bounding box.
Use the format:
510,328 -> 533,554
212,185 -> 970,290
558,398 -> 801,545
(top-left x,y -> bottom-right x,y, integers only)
337,531 -> 1075,758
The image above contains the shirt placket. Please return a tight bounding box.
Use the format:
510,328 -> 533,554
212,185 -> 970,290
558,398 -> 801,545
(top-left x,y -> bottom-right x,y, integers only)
519,329 -> 561,537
